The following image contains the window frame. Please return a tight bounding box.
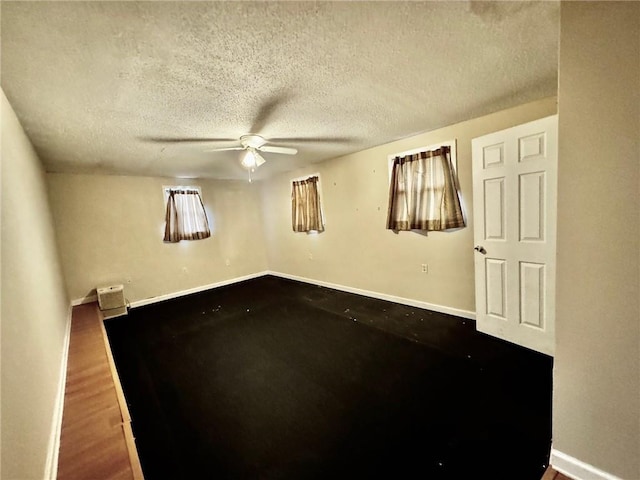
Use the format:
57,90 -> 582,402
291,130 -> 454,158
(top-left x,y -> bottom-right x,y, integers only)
162,184 -> 211,242
386,139 -> 466,232
290,173 -> 325,234
387,140 -> 457,182
162,185 -> 203,204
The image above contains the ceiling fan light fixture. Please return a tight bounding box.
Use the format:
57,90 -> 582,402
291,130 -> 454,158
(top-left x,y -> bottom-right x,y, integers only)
240,148 -> 265,170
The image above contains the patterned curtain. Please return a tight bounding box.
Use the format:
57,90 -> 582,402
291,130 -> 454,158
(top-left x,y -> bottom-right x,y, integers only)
386,146 -> 465,231
292,176 -> 325,233
163,188 -> 211,242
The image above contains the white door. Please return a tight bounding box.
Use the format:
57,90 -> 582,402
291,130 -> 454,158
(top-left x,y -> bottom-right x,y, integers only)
471,115 -> 557,356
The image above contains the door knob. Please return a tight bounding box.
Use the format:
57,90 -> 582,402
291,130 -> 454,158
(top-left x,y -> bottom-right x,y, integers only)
474,245 -> 487,254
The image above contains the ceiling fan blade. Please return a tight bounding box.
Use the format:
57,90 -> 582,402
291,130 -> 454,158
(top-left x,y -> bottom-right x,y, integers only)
139,136 -> 238,143
259,145 -> 298,155
267,136 -> 356,144
203,146 -> 244,152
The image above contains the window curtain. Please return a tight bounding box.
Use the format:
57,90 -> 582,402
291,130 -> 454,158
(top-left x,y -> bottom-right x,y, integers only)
386,146 -> 465,231
163,188 -> 211,242
292,176 -> 325,233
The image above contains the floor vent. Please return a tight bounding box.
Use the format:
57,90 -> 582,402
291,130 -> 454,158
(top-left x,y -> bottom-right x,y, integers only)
97,285 -> 127,319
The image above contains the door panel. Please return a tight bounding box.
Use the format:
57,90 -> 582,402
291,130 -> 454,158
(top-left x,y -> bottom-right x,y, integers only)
519,261 -> 545,329
519,172 -> 546,242
472,115 -> 557,356
483,177 -> 506,240
485,258 -> 507,319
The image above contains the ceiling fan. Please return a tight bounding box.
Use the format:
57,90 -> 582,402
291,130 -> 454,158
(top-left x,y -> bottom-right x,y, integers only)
203,134 -> 298,170
139,93 -> 356,176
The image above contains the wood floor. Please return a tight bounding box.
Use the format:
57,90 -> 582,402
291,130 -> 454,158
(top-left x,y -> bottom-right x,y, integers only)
57,303 -> 143,480
541,466 -> 573,480
57,302 -> 565,480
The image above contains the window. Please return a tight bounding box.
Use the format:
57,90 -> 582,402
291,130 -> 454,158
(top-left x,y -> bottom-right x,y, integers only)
386,145 -> 465,231
292,175 -> 325,233
163,186 -> 211,242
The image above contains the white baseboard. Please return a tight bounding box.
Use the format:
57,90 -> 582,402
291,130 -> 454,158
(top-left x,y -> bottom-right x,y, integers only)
129,271 -> 270,309
43,304 -> 73,480
71,272 -> 270,309
71,294 -> 97,306
550,449 -> 622,480
72,270 -> 475,321
267,271 -> 476,320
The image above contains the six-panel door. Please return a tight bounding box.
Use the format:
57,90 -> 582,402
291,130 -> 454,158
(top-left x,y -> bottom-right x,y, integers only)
472,115 -> 558,356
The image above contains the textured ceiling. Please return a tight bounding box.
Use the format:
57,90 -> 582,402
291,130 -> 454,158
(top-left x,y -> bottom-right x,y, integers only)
1,1 -> 559,181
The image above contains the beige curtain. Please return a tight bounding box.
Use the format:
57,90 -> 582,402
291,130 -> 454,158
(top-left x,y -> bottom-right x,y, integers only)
386,146 -> 465,231
163,188 -> 211,242
292,176 -> 325,233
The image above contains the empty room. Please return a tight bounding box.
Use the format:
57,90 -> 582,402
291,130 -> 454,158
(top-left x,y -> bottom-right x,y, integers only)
1,2 -> 638,480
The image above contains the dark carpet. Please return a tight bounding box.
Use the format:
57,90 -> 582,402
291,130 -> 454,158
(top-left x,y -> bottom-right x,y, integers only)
105,275 -> 552,480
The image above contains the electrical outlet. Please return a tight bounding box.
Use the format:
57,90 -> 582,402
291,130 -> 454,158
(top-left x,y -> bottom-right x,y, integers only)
308,252 -> 313,260
225,259 -> 231,266
421,263 -> 428,274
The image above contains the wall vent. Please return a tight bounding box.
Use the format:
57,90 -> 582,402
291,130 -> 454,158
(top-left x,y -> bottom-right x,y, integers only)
97,284 -> 127,319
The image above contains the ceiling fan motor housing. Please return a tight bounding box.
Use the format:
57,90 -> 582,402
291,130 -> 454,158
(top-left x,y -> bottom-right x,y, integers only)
240,134 -> 267,149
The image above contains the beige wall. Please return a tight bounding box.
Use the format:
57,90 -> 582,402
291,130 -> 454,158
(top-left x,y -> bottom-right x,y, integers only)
260,97 -> 557,314
554,2 -> 640,478
3,4 -> 637,478
47,173 -> 269,303
1,90 -> 70,478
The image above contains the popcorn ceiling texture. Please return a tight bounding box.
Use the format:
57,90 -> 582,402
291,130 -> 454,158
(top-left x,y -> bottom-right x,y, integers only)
1,1 -> 558,181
